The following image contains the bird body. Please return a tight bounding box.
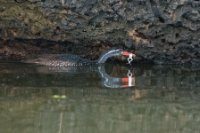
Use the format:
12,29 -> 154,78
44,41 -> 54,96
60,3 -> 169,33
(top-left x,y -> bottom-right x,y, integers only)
25,49 -> 135,67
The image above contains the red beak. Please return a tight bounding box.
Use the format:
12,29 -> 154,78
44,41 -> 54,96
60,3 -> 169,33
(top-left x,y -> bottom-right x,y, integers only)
121,51 -> 135,57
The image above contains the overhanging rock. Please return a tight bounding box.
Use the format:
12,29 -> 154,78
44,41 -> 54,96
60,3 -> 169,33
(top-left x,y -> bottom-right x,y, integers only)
0,0 -> 199,65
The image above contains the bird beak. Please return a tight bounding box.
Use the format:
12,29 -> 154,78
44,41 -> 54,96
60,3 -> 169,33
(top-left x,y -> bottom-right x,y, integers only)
121,51 -> 136,57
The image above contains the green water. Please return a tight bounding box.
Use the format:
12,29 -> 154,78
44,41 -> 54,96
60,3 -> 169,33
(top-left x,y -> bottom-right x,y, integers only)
0,63 -> 199,133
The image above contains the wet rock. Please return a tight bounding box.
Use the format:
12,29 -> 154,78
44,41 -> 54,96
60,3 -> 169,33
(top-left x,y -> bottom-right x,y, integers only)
0,0 -> 199,65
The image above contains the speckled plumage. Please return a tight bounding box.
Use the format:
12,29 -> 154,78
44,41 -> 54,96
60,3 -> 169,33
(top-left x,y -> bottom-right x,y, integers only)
26,54 -> 96,67
26,49 -> 123,67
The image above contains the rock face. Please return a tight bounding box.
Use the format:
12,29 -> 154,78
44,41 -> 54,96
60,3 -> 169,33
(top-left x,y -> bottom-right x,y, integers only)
0,0 -> 200,65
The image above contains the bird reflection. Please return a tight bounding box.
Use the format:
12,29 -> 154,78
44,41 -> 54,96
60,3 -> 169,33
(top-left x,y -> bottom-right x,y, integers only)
98,64 -> 135,88
36,63 -> 136,89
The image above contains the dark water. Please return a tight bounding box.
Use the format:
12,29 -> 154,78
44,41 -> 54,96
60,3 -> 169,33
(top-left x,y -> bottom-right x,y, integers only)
0,63 -> 199,133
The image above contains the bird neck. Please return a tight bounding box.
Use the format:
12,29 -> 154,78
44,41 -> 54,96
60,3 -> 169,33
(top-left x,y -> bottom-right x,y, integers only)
97,49 -> 121,64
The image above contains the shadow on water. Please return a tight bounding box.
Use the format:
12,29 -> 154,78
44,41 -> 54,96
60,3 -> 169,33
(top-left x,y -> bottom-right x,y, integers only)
0,62 -> 199,133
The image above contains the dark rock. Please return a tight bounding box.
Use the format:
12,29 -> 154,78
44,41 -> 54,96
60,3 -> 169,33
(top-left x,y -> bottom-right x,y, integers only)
0,0 -> 199,65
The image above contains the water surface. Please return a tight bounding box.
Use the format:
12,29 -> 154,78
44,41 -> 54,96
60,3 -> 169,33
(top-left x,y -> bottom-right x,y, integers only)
0,63 -> 199,133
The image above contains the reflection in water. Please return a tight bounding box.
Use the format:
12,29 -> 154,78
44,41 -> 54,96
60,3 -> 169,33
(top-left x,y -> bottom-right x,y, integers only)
0,63 -> 199,133
98,65 -> 135,88
0,63 -> 135,88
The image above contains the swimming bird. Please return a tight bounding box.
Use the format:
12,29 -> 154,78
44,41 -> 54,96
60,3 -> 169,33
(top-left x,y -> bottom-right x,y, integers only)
25,48 -> 135,67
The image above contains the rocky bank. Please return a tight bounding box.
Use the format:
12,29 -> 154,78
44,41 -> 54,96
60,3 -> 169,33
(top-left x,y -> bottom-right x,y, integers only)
0,0 -> 200,65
